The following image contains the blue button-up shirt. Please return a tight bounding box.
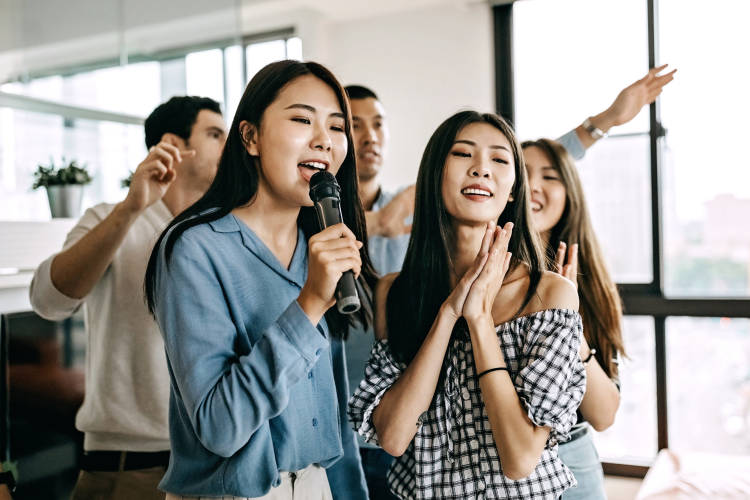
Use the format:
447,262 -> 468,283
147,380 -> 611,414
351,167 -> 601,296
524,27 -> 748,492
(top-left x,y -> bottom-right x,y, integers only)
153,213 -> 348,497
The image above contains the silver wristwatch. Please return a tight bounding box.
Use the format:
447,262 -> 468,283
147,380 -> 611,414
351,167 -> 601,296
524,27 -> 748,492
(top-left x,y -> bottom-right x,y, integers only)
582,117 -> 608,141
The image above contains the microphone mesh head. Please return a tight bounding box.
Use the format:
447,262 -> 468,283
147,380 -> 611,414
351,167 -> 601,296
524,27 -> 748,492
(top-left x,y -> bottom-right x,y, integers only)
309,171 -> 338,189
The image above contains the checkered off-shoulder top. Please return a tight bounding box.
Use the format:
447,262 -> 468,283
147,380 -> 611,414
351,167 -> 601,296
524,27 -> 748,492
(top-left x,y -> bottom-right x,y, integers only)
348,308 -> 587,500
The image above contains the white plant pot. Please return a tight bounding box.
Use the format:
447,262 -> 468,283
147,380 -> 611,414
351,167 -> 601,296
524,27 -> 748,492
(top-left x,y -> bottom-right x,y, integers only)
46,185 -> 84,218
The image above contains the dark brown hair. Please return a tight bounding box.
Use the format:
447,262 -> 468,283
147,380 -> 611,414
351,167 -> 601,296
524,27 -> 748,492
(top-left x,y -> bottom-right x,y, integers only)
522,138 -> 625,377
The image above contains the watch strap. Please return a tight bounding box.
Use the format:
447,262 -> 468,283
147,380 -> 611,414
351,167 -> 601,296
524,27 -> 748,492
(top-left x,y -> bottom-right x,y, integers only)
583,117 -> 608,140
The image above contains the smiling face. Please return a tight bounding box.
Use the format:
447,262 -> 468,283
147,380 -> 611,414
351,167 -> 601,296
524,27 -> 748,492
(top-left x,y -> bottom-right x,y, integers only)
441,122 -> 516,226
524,145 -> 567,234
351,97 -> 389,182
243,75 -> 348,208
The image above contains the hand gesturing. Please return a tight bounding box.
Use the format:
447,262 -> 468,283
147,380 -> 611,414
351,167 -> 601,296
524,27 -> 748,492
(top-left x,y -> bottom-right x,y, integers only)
124,142 -> 196,214
554,242 -> 578,289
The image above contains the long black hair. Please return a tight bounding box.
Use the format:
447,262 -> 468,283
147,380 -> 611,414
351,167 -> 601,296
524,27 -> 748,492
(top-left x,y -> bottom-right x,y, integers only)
386,111 -> 546,365
144,60 -> 377,340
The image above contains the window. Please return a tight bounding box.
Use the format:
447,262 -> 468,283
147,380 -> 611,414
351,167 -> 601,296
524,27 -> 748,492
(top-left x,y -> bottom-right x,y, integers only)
659,0 -> 750,297
499,0 -> 750,475
512,0 -> 652,283
0,32 -> 301,221
667,317 -> 750,454
592,316 -> 657,463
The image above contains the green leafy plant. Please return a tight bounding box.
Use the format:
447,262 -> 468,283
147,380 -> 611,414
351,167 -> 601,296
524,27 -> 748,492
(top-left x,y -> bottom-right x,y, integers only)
32,158 -> 93,189
121,171 -> 134,189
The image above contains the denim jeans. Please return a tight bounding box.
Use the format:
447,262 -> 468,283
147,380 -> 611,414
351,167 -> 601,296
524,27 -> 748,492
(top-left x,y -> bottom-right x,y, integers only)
359,448 -> 400,500
558,429 -> 607,500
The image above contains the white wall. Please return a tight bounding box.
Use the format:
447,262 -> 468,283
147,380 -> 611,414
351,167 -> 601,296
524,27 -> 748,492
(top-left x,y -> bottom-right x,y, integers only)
318,3 -> 494,191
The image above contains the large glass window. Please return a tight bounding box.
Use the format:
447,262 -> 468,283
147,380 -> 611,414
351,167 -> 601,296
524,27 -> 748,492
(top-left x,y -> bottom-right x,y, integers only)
0,109 -> 144,220
667,317 -> 750,454
512,0 -> 652,283
506,0 -> 750,473
592,316 -> 658,463
0,34 -> 302,222
659,0 -> 750,297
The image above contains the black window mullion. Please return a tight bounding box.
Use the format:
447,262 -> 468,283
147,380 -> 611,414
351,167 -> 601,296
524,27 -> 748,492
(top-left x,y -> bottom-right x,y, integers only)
647,0 -> 664,296
654,316 -> 669,450
493,3 -> 515,125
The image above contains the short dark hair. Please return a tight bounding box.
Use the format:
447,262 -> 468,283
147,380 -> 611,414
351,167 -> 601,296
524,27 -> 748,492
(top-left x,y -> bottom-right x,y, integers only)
344,85 -> 378,101
144,96 -> 222,149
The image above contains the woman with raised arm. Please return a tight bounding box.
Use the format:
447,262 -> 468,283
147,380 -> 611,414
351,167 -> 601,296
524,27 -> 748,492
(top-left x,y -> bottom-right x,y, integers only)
144,60 -> 377,499
349,110 -> 586,499
523,138 -> 625,500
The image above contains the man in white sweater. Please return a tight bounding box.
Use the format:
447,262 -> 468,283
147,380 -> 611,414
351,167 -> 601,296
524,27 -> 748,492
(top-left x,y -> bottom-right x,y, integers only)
30,96 -> 226,500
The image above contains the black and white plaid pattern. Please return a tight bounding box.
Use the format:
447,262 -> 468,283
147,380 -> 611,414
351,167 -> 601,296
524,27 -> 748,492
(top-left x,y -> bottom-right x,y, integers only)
348,308 -> 586,500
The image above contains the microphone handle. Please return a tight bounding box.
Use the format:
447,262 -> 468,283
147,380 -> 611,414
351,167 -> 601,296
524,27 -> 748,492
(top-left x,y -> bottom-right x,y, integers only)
313,196 -> 361,314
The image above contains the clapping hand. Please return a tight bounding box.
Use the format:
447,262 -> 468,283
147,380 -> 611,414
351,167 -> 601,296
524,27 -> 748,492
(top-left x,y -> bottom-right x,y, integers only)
554,242 -> 578,289
462,222 -> 514,325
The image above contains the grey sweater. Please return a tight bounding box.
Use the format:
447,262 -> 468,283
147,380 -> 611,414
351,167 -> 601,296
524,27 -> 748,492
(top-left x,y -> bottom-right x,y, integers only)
30,201 -> 172,452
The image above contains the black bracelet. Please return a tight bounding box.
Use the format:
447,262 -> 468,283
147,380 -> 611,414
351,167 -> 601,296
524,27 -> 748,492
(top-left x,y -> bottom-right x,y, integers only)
583,348 -> 597,365
477,367 -> 509,379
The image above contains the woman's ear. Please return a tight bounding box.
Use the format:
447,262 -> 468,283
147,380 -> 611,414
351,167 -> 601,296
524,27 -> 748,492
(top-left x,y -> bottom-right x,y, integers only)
239,120 -> 260,156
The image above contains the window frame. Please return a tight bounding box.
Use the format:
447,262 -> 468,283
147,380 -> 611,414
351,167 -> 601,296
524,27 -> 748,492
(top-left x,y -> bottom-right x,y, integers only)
494,0 -> 750,478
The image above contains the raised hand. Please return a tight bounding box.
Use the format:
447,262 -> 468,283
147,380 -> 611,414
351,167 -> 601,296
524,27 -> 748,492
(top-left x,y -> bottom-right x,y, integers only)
462,222 -> 514,325
441,222 -> 494,321
298,223 -> 363,325
123,142 -> 196,214
370,185 -> 415,237
603,64 -> 677,129
554,242 -> 578,289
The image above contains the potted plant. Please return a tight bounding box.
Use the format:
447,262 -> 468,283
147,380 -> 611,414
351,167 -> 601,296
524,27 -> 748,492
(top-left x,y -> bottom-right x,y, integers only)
32,158 -> 93,218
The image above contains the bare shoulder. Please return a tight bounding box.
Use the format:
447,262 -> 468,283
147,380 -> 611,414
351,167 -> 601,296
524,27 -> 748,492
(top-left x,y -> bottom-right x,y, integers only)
535,271 -> 579,312
374,272 -> 400,341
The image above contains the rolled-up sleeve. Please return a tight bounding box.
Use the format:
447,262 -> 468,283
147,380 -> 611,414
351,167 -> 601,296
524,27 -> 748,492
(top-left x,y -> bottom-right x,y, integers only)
29,206 -> 106,320
347,340 -> 404,447
155,234 -> 330,458
555,129 -> 586,161
515,310 -> 586,446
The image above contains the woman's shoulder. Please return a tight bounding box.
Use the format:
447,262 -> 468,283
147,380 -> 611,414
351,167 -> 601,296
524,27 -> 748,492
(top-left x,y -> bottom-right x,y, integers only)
536,271 -> 579,311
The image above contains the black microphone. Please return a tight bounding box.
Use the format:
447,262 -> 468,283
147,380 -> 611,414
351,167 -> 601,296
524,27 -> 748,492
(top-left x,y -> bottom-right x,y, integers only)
308,171 -> 361,314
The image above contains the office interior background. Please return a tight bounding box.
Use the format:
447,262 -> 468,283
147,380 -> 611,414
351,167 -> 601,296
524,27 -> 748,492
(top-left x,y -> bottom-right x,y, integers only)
0,0 -> 748,498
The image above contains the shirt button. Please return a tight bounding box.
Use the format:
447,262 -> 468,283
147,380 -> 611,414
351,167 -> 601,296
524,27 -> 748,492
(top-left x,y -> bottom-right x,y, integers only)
462,389 -> 470,400
315,348 -> 322,356
308,371 -> 313,379
470,439 -> 479,450
312,418 -> 318,427
288,280 -> 296,286
478,481 -> 486,491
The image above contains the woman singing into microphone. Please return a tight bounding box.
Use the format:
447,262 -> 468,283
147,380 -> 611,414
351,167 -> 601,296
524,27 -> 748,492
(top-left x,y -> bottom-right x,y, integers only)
144,60 -> 376,499
348,111 -> 585,499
